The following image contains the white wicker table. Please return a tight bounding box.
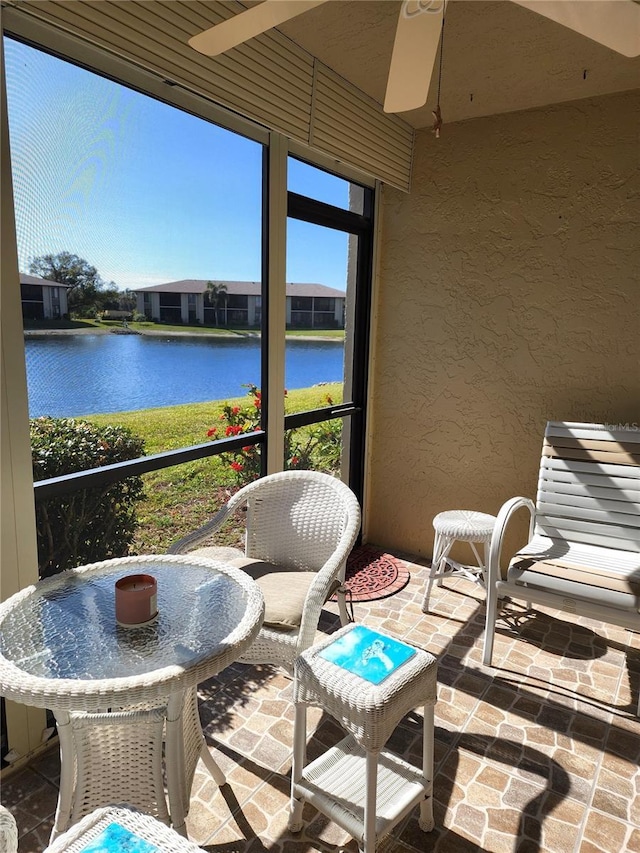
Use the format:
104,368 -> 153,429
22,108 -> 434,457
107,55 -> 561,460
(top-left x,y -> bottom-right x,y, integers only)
43,806 -> 206,852
421,509 -> 497,613
0,555 -> 264,841
289,624 -> 438,853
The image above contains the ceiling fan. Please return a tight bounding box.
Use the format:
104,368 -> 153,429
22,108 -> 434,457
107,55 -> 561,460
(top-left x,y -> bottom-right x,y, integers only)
188,1 -> 640,114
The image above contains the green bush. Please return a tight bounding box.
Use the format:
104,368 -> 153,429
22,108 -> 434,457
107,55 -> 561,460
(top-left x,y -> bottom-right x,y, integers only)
31,417 -> 146,578
206,384 -> 343,485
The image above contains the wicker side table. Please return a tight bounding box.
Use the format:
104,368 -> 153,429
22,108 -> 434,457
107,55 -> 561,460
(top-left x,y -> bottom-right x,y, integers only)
43,806 -> 206,852
422,509 -> 497,613
289,624 -> 438,853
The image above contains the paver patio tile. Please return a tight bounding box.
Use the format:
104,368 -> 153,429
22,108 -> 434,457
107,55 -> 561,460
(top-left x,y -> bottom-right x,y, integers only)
481,828 -> 514,852
583,810 -> 630,851
627,828 -> 640,852
539,816 -> 582,852
4,555 -> 639,852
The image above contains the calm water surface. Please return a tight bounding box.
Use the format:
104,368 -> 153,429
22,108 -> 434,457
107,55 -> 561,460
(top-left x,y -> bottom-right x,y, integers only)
25,334 -> 344,417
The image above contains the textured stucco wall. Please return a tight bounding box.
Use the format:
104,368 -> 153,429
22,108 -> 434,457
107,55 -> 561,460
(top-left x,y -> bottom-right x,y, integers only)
367,90 -> 639,560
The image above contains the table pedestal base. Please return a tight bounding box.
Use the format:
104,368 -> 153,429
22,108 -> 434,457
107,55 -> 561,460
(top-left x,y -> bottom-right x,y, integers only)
54,707 -> 168,840
52,689 -> 228,841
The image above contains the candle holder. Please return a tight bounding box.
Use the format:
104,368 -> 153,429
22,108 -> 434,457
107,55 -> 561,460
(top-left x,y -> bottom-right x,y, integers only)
115,574 -> 158,627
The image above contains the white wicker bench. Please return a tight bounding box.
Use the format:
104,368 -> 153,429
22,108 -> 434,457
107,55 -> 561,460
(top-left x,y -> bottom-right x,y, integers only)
483,421 -> 640,713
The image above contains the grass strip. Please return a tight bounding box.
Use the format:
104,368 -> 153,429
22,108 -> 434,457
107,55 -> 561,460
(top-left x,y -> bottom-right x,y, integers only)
87,383 -> 342,553
25,318 -> 345,340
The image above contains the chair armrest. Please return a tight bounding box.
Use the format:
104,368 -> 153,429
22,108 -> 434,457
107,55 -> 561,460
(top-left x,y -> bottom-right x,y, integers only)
167,489 -> 247,555
295,551 -> 350,654
296,506 -> 361,652
486,496 -> 536,586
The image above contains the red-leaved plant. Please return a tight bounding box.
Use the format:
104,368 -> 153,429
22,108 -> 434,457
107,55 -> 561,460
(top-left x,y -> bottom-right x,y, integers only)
207,384 -> 342,485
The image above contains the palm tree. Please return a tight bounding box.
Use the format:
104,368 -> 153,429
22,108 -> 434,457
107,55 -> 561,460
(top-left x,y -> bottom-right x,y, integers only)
205,281 -> 227,326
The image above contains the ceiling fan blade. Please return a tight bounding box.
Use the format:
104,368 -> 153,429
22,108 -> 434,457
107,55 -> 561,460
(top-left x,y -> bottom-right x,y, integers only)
384,0 -> 446,113
512,0 -> 640,57
189,0 -> 329,56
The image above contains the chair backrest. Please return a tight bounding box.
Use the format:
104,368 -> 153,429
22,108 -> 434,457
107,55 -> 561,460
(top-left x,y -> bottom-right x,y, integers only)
534,421 -> 640,553
242,470 -> 360,571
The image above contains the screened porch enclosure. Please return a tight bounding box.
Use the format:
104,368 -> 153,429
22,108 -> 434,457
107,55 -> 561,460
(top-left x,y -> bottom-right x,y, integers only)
4,34 -> 375,581
1,2 -> 638,842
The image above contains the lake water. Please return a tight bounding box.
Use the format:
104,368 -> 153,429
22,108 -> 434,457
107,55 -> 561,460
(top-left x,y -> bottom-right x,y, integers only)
25,334 -> 344,417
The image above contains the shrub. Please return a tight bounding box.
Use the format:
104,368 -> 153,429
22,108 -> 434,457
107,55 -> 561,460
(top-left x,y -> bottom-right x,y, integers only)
307,417 -> 342,471
207,384 -> 342,485
30,417 -> 146,578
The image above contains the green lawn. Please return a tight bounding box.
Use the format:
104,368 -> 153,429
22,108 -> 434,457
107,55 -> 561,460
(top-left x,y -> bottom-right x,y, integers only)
24,318 -> 345,339
24,318 -> 100,331
126,321 -> 344,339
88,383 -> 342,553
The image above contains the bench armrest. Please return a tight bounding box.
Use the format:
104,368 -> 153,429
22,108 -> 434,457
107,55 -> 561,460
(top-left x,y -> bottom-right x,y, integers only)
486,497 -> 536,586
483,496 -> 535,666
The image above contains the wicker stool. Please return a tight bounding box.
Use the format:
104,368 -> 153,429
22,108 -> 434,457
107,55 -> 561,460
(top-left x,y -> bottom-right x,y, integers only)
421,510 -> 497,613
43,806 -> 205,852
289,624 -> 438,853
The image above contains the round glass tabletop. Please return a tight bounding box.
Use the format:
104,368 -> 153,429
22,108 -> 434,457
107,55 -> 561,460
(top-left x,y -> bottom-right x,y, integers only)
0,555 -> 264,708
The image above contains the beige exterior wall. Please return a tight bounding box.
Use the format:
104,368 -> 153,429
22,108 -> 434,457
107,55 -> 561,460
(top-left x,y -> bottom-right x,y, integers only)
366,90 -> 639,561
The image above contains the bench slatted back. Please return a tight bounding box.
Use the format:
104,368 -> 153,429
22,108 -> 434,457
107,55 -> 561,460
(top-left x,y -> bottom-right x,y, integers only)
534,421 -> 640,552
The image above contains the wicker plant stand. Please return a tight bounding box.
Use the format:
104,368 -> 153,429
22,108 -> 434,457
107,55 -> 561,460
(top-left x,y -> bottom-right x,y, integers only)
289,624 -> 438,853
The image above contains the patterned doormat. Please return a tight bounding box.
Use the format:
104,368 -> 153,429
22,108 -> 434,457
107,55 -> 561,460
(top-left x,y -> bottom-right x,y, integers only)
333,545 -> 411,602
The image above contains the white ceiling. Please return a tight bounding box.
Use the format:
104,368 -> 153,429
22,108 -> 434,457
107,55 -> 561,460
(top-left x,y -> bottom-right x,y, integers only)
4,0 -> 639,136
269,0 -> 640,128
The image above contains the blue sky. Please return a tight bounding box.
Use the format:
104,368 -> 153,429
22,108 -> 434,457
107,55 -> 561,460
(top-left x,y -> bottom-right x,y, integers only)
4,37 -> 351,291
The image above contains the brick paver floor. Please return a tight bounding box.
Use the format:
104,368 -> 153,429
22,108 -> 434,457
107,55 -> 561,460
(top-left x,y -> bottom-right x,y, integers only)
3,551 -> 639,852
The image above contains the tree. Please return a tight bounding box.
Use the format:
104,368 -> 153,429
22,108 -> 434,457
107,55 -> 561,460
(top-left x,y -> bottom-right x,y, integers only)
29,251 -> 105,317
97,285 -> 136,314
205,280 -> 228,326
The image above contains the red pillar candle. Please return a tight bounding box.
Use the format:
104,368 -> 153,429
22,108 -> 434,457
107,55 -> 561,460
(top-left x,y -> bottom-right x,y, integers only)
115,574 -> 158,626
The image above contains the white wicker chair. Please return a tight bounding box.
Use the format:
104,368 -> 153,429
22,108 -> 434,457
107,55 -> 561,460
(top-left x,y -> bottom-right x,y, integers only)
0,806 -> 18,853
483,421 -> 640,713
169,470 -> 361,670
